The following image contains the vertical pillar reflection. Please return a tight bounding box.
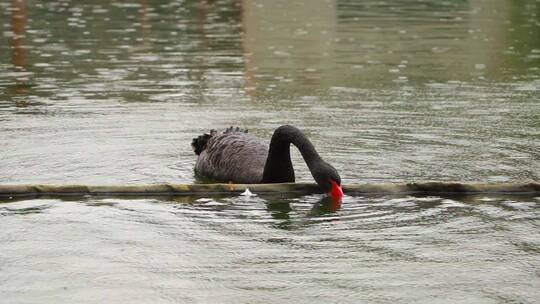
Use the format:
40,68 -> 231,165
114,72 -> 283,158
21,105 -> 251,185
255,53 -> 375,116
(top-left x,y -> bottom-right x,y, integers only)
138,0 -> 151,36
237,0 -> 255,98
11,0 -> 27,71
11,0 -> 30,99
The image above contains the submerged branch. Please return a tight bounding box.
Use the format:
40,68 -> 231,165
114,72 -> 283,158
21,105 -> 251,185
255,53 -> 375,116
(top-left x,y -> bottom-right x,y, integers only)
0,182 -> 538,198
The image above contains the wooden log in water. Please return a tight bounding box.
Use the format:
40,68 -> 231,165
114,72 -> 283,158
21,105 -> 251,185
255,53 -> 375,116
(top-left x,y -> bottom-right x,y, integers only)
0,182 -> 539,198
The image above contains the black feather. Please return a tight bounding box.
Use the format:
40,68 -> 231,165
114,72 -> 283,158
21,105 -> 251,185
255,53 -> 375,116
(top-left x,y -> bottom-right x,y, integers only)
191,127 -> 247,155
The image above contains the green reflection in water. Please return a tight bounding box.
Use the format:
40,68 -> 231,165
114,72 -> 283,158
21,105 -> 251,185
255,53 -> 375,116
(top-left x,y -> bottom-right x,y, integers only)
0,0 -> 538,184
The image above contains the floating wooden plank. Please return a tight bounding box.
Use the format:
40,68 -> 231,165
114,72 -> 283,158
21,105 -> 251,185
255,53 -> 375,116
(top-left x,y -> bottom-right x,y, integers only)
0,182 -> 539,198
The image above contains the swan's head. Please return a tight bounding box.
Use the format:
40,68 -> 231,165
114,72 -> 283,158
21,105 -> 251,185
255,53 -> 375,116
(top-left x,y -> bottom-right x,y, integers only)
312,161 -> 344,201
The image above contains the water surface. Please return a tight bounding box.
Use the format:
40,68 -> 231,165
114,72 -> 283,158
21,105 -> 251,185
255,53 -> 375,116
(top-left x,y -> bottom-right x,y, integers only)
1,0 -> 539,184
1,0 -> 540,303
1,194 -> 540,303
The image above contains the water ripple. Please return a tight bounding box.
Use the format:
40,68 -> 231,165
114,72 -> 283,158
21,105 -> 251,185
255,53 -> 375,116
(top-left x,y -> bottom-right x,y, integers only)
0,194 -> 539,303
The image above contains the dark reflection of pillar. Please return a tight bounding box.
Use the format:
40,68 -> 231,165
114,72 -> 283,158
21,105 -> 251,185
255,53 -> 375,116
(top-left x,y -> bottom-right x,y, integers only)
237,0 -> 256,99
138,0 -> 151,35
11,0 -> 30,99
189,0 -> 210,99
197,0 -> 209,31
136,0 -> 152,54
12,0 -> 27,72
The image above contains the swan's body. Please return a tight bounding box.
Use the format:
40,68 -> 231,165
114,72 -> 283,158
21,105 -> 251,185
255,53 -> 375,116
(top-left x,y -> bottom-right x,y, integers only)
194,129 -> 268,183
192,125 -> 343,198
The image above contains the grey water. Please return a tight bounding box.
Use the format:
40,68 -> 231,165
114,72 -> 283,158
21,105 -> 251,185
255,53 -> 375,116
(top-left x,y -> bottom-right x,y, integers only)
1,0 -> 539,303
1,194 -> 540,303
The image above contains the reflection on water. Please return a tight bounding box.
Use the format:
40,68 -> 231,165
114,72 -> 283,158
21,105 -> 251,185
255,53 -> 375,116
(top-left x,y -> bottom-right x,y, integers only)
0,1 -> 539,302
0,194 -> 539,303
0,0 -> 539,185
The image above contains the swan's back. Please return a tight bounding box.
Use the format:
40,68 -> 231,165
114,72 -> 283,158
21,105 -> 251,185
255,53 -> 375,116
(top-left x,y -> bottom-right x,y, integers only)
192,128 -> 268,183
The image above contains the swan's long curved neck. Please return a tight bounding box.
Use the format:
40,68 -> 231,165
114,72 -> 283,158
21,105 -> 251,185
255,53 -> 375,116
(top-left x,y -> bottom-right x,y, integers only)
262,125 -> 322,183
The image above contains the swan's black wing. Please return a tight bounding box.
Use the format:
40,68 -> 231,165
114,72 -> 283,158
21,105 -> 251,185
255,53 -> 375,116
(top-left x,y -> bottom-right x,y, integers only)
193,128 -> 268,183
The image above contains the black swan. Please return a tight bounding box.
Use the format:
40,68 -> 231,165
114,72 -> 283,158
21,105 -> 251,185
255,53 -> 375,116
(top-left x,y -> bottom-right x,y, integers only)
192,125 -> 344,200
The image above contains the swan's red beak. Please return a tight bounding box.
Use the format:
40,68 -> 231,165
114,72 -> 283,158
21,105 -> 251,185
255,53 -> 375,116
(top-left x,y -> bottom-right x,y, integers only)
329,179 -> 344,201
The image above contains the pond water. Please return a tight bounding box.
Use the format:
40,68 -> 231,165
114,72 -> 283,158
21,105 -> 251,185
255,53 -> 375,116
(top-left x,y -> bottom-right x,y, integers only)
1,194 -> 540,303
1,0 -> 539,303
